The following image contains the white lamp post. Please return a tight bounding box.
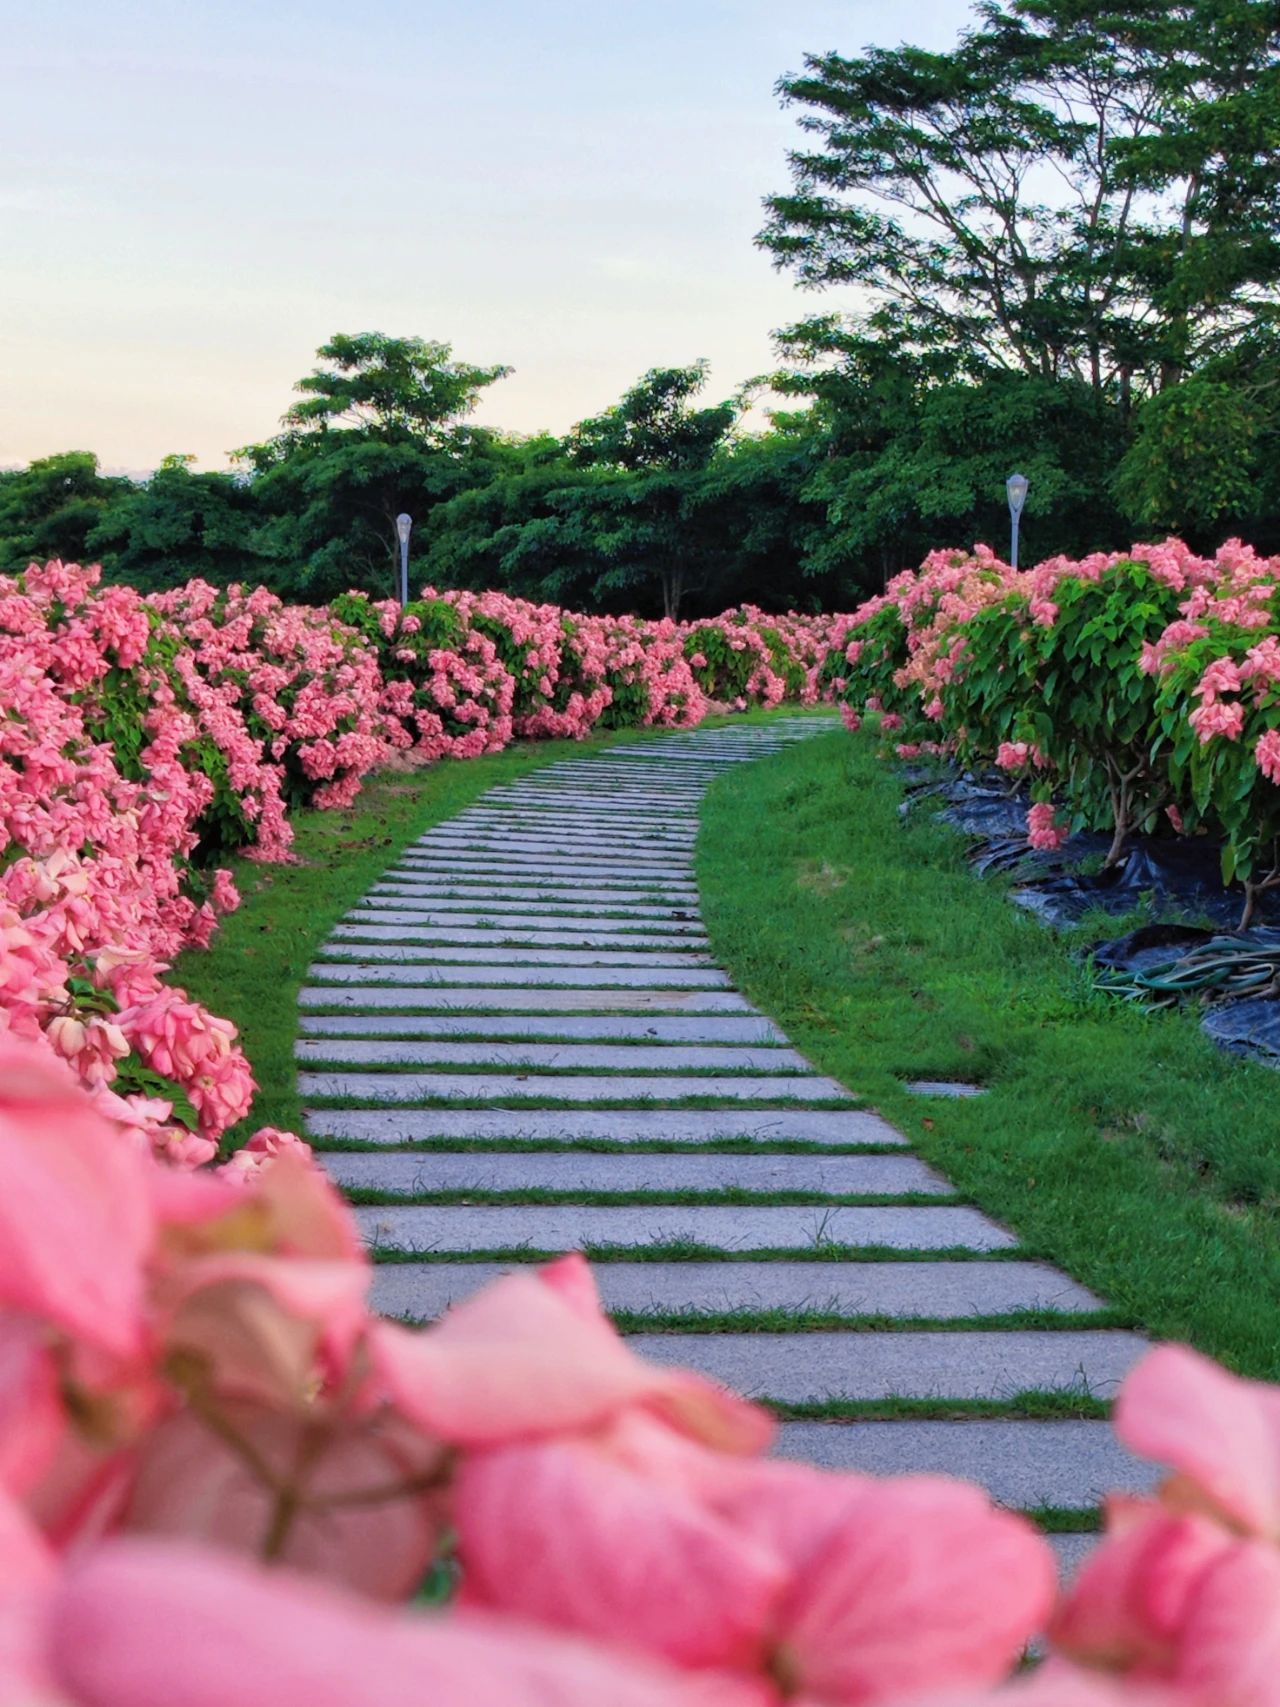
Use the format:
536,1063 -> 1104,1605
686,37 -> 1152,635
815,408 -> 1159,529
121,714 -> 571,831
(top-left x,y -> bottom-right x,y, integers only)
395,513 -> 413,606
1006,472 -> 1028,569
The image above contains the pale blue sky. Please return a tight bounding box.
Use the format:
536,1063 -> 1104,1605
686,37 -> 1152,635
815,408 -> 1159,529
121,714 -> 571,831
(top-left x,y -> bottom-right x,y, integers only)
2,0 -> 971,470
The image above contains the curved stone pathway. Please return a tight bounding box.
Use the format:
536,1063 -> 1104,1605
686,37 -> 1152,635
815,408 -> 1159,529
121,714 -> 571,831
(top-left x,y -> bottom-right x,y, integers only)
300,718 -> 1153,1563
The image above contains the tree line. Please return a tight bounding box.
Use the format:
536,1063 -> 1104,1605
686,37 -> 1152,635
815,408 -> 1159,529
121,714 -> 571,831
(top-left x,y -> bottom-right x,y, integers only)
4,0 -> 1277,618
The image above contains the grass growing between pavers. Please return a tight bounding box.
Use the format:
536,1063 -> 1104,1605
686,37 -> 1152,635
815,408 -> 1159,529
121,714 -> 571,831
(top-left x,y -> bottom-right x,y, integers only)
346,1190 -> 962,1211
175,732 -> 680,1148
307,1136 -> 908,1155
367,1242 -> 1032,1264
341,1187 -> 964,1207
698,728 -> 1280,1379
764,1393 -> 1112,1422
387,1307 -> 1128,1333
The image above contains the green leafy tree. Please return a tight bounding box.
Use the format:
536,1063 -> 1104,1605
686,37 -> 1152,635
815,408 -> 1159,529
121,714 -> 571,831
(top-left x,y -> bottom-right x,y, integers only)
1115,336 -> 1280,544
769,321 -> 1128,587
760,1 -> 1280,400
87,455 -> 263,590
565,363 -> 739,617
235,334 -> 515,602
282,333 -> 512,439
0,452 -> 130,570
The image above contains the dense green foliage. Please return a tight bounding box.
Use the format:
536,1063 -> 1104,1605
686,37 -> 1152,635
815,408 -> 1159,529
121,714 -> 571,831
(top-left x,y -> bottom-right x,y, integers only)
5,1 -> 1279,606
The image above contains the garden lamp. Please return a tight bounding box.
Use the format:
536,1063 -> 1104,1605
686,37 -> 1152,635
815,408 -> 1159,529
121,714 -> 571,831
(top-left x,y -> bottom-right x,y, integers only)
1006,473 -> 1028,569
395,513 -> 413,607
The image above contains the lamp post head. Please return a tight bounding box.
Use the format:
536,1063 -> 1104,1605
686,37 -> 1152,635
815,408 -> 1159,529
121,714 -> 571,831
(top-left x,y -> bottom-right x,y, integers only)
395,513 -> 413,546
1006,473 -> 1028,517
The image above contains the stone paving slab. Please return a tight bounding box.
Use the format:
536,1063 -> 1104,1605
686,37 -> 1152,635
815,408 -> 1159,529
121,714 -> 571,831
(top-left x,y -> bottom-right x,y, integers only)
349,909 -> 706,935
487,784 -> 704,801
1050,1534 -> 1095,1581
361,896 -> 701,919
316,942 -> 714,968
368,1258 -> 1100,1320
396,857 -> 696,881
296,1039 -> 815,1072
374,880 -> 701,904
304,1107 -> 905,1144
401,853 -> 692,880
298,986 -> 756,1013
322,1151 -> 944,1196
330,924 -> 709,952
449,814 -> 698,839
414,830 -> 696,855
477,802 -> 703,822
306,964 -> 732,988
353,1204 -> 1014,1252
459,810 -> 697,833
298,1014 -> 785,1042
300,1070 -> 853,1103
417,829 -> 696,853
629,1329 -> 1148,1401
775,1420 -> 1155,1507
450,796 -> 701,817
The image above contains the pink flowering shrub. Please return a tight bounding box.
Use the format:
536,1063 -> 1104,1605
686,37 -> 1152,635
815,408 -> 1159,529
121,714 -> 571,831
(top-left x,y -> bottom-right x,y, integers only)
1145,546 -> 1280,920
1,1034 -> 1276,1707
682,606 -> 826,708
823,540 -> 1280,900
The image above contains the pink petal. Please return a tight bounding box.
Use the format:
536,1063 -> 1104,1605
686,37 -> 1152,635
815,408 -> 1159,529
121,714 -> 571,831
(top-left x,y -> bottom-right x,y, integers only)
0,1485 -> 59,1703
0,1319 -> 64,1495
534,1252 -> 604,1320
50,1539 -> 770,1707
1177,1539 -> 1280,1702
123,1402 -> 445,1600
1116,1344 -> 1280,1536
0,1039 -> 153,1358
1049,1508 -> 1230,1674
370,1270 -> 771,1452
720,1462 -> 1055,1703
454,1419 -> 786,1669
157,1256 -> 372,1409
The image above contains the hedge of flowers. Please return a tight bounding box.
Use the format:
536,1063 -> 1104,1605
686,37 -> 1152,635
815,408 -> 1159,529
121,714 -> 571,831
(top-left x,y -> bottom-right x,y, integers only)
1,1031 -> 1275,1707
823,540 -> 1280,923
0,561 -> 848,1165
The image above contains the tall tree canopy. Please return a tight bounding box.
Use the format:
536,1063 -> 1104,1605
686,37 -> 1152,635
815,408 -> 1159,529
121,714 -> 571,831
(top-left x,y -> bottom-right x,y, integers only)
236,334 -> 514,600
564,363 -> 740,617
280,333 -> 512,440
760,0 -> 1280,400
0,453 -> 130,569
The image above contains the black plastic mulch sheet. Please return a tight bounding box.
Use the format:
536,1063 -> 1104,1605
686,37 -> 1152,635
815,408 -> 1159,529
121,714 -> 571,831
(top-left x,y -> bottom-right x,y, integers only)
1202,996 -> 1280,1061
1010,836 -> 1279,929
894,763 -> 1280,1066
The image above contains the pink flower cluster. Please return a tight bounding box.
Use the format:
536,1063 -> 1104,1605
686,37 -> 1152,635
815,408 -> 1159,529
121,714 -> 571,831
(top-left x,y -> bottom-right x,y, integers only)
682,606 -> 841,711
2,1034 -> 1277,1707
0,565 -> 267,1158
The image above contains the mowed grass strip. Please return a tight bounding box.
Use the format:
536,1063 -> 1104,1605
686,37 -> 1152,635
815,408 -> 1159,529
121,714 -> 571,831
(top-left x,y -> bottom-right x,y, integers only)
367,1241 -> 1033,1265
697,729 -> 1280,1379
386,1307 -> 1129,1334
340,1187 -> 964,1207
307,1136 -> 907,1155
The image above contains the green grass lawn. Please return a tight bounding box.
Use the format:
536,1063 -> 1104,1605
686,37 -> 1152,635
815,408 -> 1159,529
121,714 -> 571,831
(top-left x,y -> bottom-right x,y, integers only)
697,728 -> 1280,1380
